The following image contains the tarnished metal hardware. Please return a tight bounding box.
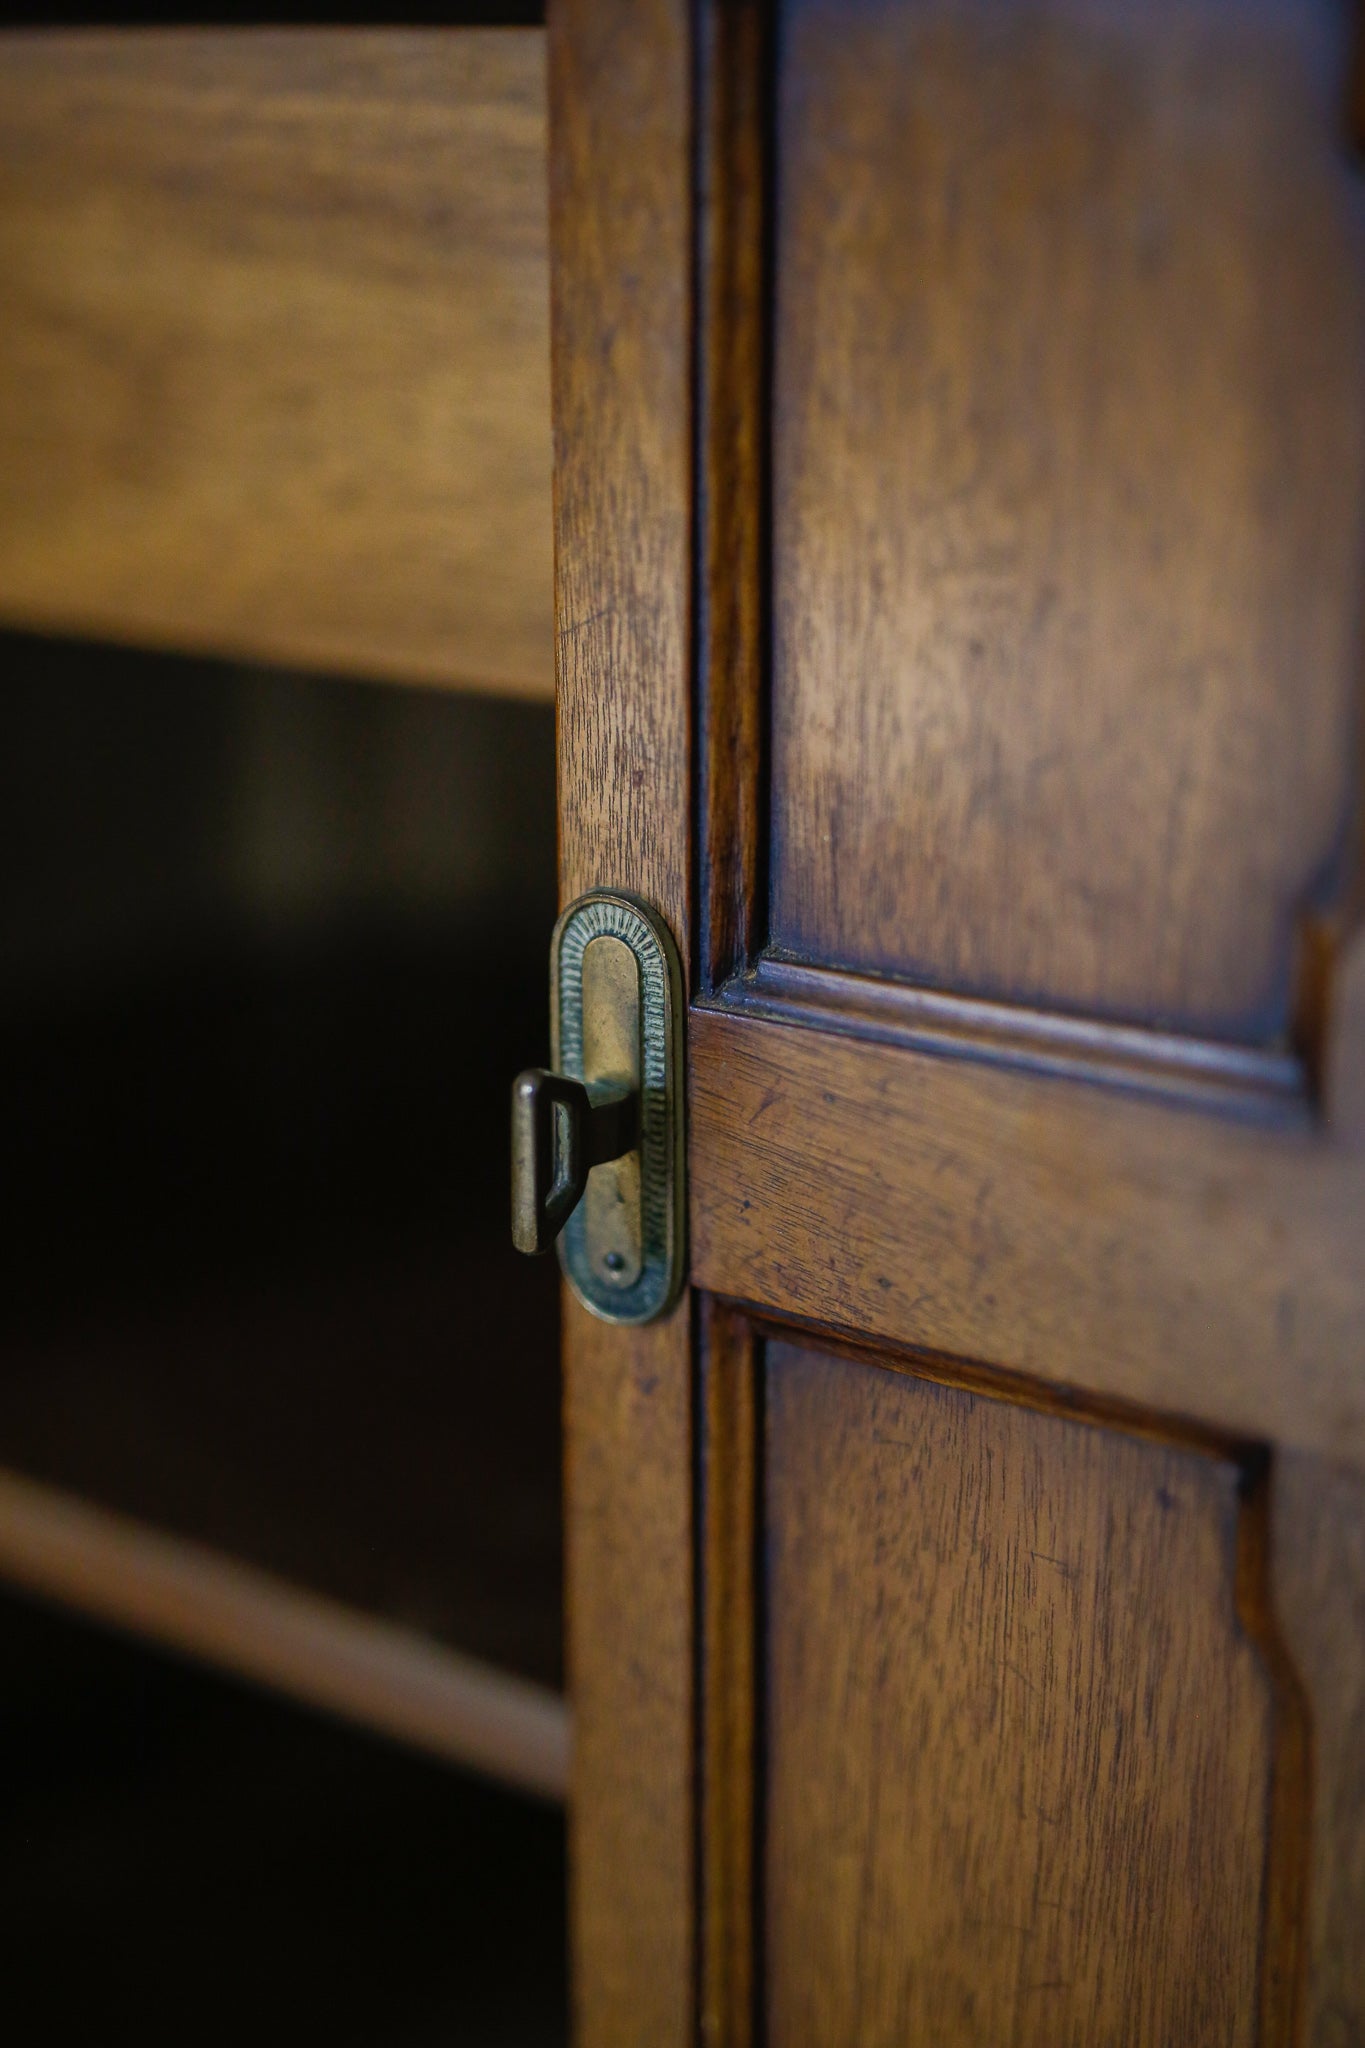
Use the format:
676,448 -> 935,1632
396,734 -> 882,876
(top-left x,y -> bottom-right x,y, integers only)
510,1070 -> 636,1256
510,890 -> 685,1325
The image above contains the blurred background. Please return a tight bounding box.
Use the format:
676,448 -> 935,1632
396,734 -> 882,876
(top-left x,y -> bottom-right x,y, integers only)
0,8 -> 568,2036
0,636 -> 565,2042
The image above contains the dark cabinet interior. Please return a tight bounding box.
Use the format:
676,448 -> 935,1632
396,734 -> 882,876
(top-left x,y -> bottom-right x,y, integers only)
0,630 -> 566,2039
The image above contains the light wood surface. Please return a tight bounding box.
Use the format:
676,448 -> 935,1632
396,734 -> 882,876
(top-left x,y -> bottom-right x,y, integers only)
0,1466 -> 569,1802
763,1343 -> 1275,2047
550,2 -> 696,2040
0,30 -> 551,696
769,0 -> 1363,1040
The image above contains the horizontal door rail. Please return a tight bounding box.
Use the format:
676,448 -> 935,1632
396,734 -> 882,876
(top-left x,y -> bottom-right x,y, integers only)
689,942 -> 1365,1470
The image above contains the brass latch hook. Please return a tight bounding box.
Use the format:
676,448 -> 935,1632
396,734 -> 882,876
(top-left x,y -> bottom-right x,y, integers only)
510,1070 -> 637,1256
509,891 -> 685,1326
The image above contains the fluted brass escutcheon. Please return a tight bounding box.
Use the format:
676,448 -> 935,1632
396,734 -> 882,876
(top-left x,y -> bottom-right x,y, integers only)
510,891 -> 685,1325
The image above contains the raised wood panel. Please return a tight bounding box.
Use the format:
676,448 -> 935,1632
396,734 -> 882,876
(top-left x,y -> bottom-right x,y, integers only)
0,30 -> 551,696
689,934 -> 1365,1465
764,1341 -> 1276,2046
769,0 -> 1365,1039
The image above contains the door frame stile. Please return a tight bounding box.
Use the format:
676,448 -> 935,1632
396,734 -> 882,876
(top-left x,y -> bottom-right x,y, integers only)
549,3 -> 697,2041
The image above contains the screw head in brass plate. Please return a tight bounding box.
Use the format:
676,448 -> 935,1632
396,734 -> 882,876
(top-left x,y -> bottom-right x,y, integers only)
550,891 -> 685,1325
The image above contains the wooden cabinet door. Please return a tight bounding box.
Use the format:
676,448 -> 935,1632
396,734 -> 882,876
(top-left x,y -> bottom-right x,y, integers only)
549,1 -> 1365,2041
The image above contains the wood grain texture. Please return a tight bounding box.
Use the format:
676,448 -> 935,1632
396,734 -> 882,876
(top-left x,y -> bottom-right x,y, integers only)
689,940 -> 1365,1464
0,1466 -> 569,1802
561,1299 -> 694,2041
769,0 -> 1365,1040
696,0 -> 769,991
698,1301 -> 758,2048
0,30 -> 551,696
764,1342 -> 1274,2047
552,2 -> 692,944
550,2 -> 695,2040
1274,1451 -> 1365,2045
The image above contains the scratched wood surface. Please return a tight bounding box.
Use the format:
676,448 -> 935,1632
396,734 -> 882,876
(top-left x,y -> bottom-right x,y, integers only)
689,943 -> 1365,1467
764,1342 -> 1275,2046
0,30 -> 551,696
769,0 -> 1365,1040
697,1303 -> 758,2048
545,0 -> 1365,2038
550,1 -> 696,2040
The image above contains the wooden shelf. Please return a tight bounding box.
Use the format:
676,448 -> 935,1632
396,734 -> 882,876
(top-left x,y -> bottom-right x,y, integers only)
0,29 -> 552,698
0,636 -> 564,1801
0,1466 -> 568,1802
0,1141 -> 565,1790
0,1216 -> 564,1665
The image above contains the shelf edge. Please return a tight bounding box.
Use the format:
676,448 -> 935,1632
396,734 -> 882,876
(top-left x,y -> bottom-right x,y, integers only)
0,1464 -> 570,1804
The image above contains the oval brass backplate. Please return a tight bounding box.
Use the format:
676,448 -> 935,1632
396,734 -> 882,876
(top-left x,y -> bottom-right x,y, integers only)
550,891 -> 685,1324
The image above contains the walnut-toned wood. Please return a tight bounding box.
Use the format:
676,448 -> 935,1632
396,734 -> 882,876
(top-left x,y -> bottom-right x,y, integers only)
549,0 -> 1365,2037
561,1303 -> 694,2039
729,955 -> 1305,1110
696,0 -> 769,993
768,0 -> 1364,1041
764,1342 -> 1276,2047
552,6 -> 692,939
697,1302 -> 758,2048
689,943 -> 1365,1465
550,2 -> 695,2040
0,30 -> 551,696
